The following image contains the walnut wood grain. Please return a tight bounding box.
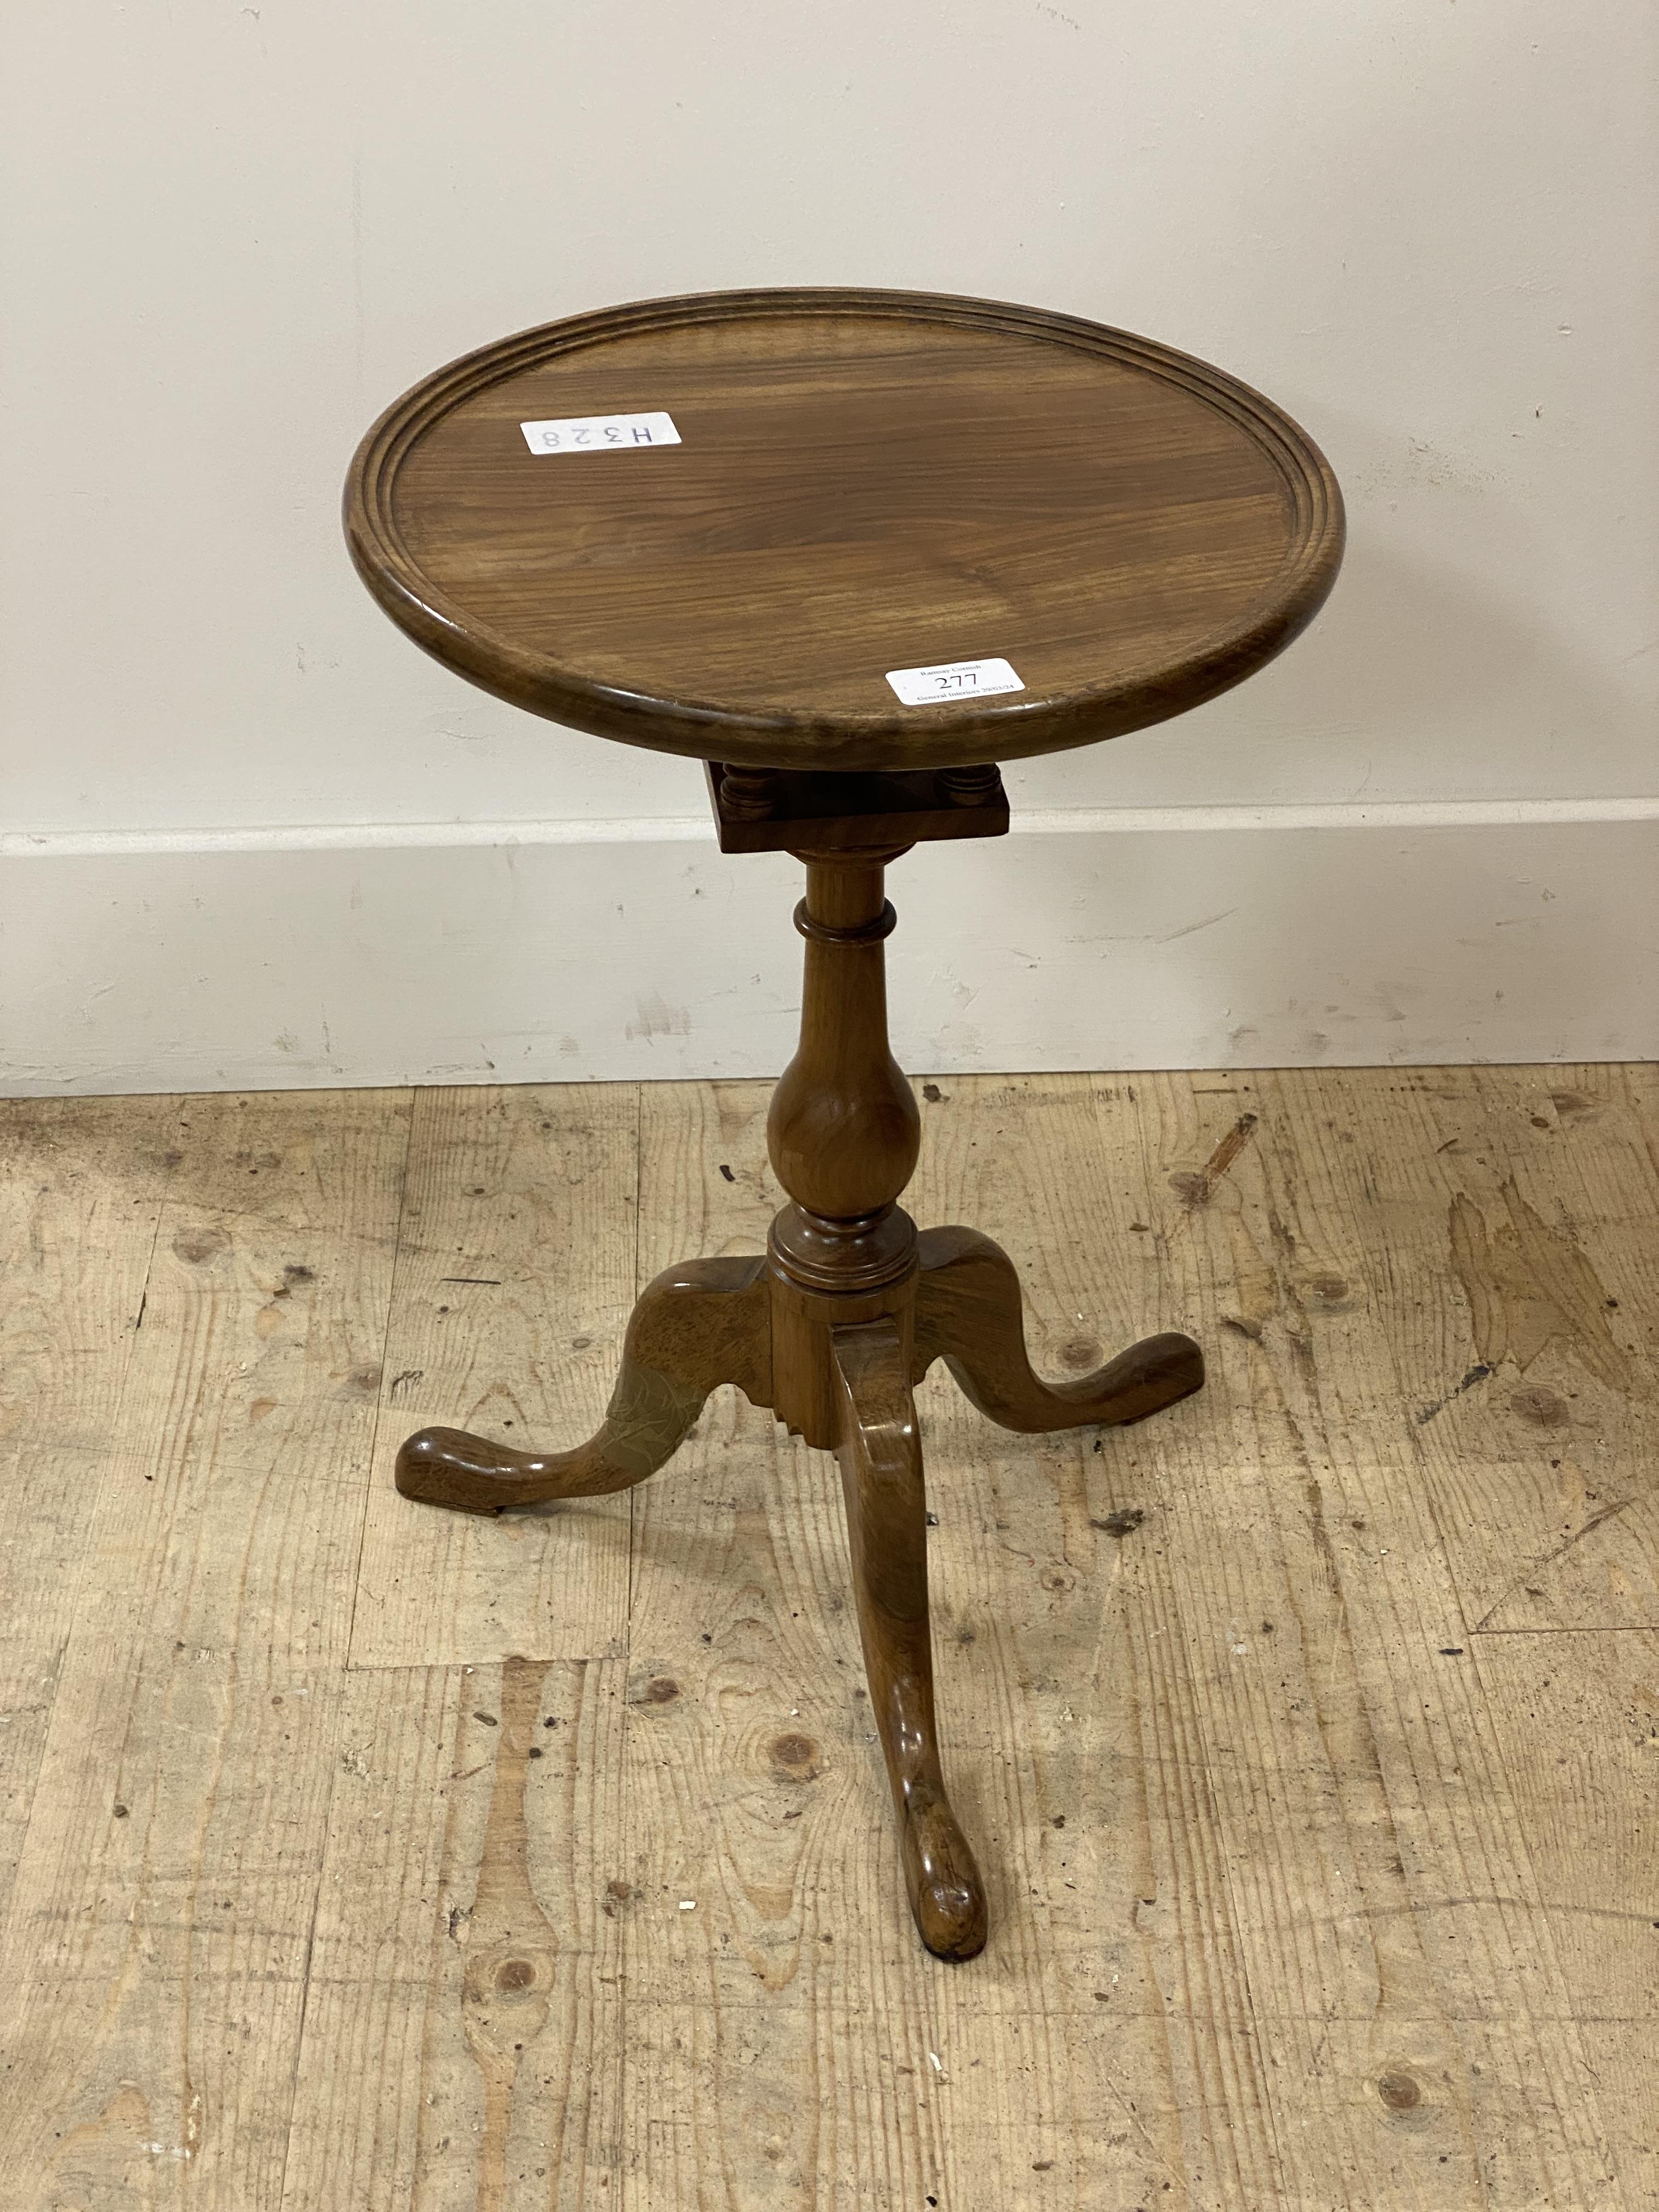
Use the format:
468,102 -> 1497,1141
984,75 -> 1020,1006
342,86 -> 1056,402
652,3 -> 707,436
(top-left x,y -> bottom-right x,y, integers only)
913,1223 -> 1205,1432
394,1256 -> 771,1513
831,1317 -> 987,1962
345,287 -> 1346,1963
346,287 -> 1342,775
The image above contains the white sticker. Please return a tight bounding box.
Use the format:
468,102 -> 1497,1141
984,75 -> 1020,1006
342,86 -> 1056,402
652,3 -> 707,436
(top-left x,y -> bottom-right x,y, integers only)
885,657 -> 1024,707
520,411 -> 680,455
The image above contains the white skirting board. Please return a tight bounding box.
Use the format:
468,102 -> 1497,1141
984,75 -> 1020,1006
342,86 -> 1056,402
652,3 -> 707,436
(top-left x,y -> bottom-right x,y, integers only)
2,807 -> 1655,1094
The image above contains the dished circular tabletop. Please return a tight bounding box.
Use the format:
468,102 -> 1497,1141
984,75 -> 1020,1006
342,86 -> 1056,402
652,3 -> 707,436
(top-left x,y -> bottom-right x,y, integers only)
345,289 -> 1342,774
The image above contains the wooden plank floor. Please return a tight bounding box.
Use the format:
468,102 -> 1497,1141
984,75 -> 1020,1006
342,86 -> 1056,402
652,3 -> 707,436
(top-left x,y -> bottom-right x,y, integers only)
0,1067 -> 1654,2210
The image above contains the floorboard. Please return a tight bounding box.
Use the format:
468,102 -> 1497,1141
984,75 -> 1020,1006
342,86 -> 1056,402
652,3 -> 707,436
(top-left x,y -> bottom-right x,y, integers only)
0,1067 -> 1652,2209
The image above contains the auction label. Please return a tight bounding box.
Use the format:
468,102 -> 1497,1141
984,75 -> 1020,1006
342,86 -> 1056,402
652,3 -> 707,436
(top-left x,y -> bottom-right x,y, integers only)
520,411 -> 680,455
885,657 -> 1024,706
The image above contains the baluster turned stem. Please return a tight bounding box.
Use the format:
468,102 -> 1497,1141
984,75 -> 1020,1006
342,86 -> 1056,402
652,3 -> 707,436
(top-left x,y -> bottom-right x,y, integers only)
765,851 -> 921,1298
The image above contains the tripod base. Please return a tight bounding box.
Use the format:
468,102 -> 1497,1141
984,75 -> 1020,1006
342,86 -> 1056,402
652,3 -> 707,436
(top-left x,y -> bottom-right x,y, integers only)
396,1219 -> 1202,1961
399,789 -> 1202,1961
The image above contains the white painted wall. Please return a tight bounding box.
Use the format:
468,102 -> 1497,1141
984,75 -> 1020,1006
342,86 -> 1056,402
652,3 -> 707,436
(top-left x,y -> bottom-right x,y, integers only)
3,1 -> 1655,1090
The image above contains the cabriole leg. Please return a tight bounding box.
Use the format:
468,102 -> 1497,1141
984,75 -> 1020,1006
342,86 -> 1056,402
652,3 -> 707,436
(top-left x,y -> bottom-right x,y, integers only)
831,1316 -> 988,1962
913,1224 -> 1203,1433
396,1255 -> 772,1513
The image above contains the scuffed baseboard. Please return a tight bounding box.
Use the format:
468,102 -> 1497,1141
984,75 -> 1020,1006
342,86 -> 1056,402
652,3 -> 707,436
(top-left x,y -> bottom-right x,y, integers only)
3,805 -> 1655,1093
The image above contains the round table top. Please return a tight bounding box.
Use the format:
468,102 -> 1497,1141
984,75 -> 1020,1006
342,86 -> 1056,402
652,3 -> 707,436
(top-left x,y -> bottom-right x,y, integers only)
345,288 -> 1342,774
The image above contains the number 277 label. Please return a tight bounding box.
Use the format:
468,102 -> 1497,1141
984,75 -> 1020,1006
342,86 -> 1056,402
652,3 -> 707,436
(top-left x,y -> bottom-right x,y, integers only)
520,411 -> 680,455
885,657 -> 1024,706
